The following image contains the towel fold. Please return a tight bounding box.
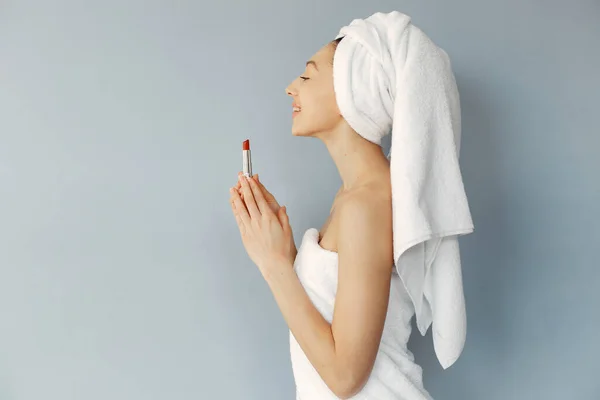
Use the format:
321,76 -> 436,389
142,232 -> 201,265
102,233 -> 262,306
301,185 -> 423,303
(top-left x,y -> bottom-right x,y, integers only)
332,10 -> 475,369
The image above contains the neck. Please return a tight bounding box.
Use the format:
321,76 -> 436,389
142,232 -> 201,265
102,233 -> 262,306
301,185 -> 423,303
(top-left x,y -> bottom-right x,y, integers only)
317,123 -> 390,191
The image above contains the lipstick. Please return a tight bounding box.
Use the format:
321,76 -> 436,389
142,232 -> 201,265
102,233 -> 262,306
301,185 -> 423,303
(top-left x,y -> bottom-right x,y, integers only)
242,139 -> 252,178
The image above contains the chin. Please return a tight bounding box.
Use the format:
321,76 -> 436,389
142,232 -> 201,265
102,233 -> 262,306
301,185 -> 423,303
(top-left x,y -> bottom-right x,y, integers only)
291,124 -> 312,137
292,130 -> 315,138
292,120 -> 318,137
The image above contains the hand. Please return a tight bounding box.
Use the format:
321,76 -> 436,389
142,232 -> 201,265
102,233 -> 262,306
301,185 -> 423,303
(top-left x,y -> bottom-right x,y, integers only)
229,174 -> 296,273
233,172 -> 297,263
234,172 -> 280,215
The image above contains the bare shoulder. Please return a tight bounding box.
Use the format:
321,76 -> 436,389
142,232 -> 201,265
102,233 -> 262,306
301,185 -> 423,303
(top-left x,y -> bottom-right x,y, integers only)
338,182 -> 392,230
336,183 -> 393,270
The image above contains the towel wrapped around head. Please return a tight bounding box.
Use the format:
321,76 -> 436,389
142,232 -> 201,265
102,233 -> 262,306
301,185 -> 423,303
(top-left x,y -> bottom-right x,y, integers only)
332,11 -> 475,369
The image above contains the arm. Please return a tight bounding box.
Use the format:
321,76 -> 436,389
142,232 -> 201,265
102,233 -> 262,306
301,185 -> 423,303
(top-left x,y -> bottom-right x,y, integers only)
264,195 -> 394,398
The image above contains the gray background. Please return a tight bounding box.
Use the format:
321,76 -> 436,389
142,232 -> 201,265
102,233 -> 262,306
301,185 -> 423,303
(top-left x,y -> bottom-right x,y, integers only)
1,0 -> 599,399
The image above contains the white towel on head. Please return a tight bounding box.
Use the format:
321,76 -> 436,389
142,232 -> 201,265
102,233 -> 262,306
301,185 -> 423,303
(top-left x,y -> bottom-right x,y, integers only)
332,11 -> 475,369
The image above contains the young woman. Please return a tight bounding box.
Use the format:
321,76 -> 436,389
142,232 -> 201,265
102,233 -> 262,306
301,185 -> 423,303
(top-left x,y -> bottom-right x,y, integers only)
229,11 -> 473,399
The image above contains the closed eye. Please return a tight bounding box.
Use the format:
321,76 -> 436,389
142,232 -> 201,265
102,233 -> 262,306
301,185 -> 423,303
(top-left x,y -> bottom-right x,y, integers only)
300,76 -> 309,81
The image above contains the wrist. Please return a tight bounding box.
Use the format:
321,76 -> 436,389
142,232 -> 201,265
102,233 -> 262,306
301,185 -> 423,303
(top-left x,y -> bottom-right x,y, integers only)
260,257 -> 294,282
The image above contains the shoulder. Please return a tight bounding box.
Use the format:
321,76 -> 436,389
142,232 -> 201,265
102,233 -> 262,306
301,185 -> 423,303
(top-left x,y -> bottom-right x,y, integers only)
336,184 -> 393,269
338,183 -> 391,230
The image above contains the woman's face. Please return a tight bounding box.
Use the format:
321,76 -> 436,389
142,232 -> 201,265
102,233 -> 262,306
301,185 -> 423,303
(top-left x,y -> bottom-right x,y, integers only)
285,43 -> 343,137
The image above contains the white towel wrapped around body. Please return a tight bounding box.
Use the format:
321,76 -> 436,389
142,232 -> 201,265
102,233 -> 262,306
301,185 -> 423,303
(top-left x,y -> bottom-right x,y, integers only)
332,11 -> 475,369
291,228 -> 434,399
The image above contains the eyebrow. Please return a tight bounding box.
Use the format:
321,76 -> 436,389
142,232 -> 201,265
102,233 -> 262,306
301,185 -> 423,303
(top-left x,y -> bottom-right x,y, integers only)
306,60 -> 319,71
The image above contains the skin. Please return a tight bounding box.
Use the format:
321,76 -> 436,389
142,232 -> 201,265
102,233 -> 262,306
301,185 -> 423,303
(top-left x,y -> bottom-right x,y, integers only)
229,41 -> 394,399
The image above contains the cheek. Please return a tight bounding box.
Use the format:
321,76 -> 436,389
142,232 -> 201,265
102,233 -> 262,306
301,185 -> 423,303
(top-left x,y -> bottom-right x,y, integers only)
293,97 -> 340,135
291,82 -> 341,135
307,89 -> 339,120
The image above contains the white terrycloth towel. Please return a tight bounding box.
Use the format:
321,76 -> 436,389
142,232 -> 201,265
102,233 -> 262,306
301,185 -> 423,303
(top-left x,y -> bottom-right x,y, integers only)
332,11 -> 475,369
291,228 -> 434,399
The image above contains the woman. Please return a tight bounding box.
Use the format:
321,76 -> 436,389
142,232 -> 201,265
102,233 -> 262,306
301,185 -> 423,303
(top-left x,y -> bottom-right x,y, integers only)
229,11 -> 474,400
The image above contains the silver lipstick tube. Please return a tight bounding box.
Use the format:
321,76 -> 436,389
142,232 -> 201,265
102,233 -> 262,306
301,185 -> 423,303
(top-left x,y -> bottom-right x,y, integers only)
242,149 -> 252,178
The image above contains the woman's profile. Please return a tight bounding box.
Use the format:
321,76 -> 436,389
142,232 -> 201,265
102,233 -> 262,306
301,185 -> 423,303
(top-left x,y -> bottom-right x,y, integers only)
229,10 -> 474,399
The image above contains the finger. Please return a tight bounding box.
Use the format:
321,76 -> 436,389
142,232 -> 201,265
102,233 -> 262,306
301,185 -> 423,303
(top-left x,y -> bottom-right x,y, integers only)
231,187 -> 251,228
239,175 -> 260,219
247,175 -> 272,216
230,193 -> 244,229
231,194 -> 249,234
255,177 -> 277,204
277,205 -> 285,225
229,187 -> 242,213
279,206 -> 291,234
236,183 -> 243,199
246,173 -> 273,206
229,188 -> 240,216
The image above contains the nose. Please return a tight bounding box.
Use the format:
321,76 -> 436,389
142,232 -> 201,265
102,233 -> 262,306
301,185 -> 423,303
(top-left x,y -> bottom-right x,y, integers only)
285,80 -> 298,97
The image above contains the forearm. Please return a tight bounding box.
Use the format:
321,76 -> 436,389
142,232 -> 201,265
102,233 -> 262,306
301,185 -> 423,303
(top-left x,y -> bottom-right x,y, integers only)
262,260 -> 341,389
